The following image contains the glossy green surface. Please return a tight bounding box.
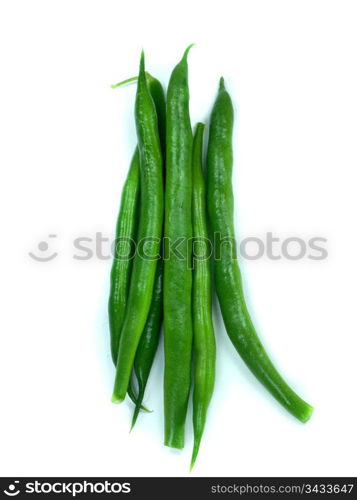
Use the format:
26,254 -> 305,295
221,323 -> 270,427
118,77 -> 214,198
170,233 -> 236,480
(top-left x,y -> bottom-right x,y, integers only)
191,123 -> 216,469
130,259 -> 163,430
112,53 -> 164,403
207,78 -> 313,423
128,74 -> 166,419
164,45 -> 194,449
108,73 -> 166,380
108,149 -> 140,364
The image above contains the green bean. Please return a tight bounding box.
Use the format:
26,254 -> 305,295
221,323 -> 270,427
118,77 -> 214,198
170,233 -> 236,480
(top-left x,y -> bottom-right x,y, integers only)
108,149 -> 140,365
109,74 -> 165,366
207,78 -> 313,422
164,45 -> 194,449
127,74 -> 166,420
146,73 -> 166,155
128,74 -> 165,418
111,73 -> 166,152
109,73 -> 166,413
191,123 -> 216,469
130,258 -> 163,430
112,52 -> 164,403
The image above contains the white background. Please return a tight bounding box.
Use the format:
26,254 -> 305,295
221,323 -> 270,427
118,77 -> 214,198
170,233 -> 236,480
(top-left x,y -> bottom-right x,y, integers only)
1,0 -> 356,477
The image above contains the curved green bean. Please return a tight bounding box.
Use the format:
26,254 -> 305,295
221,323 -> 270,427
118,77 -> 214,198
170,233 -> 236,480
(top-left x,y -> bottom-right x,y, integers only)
207,78 -> 313,423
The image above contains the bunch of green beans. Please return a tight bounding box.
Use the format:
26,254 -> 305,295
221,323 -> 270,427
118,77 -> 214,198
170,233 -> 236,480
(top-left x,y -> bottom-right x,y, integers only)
108,47 -> 313,469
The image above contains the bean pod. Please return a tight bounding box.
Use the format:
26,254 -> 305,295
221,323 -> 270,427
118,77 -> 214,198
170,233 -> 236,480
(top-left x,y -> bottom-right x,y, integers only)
164,45 -> 194,449
191,123 -> 216,469
108,149 -> 140,364
207,78 -> 313,423
130,258 -> 163,430
112,53 -> 164,403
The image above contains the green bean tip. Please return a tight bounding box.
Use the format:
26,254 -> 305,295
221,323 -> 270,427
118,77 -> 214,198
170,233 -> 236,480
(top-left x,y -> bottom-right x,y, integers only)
183,43 -> 195,60
140,50 -> 145,68
300,403 -> 314,423
111,393 -> 125,404
219,76 -> 225,91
